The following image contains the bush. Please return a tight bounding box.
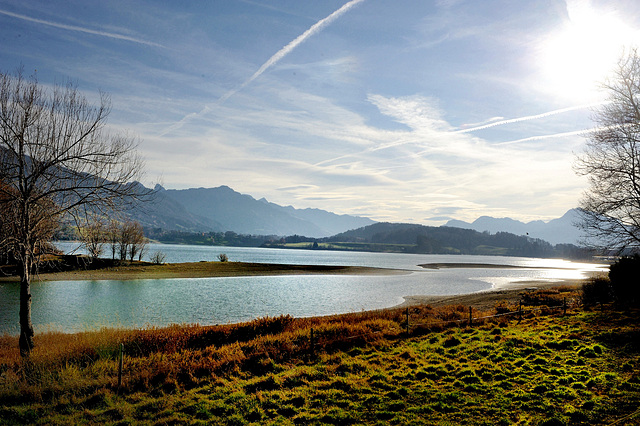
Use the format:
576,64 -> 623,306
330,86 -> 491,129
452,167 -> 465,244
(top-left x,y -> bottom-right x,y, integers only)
150,251 -> 166,264
608,256 -> 640,306
581,277 -> 612,307
218,253 -> 229,262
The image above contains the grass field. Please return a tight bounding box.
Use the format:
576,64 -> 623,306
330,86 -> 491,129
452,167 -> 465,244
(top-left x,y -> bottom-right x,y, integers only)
0,287 -> 638,425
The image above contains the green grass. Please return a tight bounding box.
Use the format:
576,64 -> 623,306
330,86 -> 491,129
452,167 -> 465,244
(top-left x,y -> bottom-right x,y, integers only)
0,291 -> 639,425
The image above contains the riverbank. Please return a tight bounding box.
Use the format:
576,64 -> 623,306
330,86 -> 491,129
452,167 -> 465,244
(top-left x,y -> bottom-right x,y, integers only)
0,261 -> 406,283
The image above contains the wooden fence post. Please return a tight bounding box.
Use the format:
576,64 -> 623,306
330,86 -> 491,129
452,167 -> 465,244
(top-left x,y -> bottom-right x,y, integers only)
518,301 -> 522,322
468,306 -> 472,327
118,343 -> 124,389
310,328 -> 315,358
563,297 -> 567,316
405,308 -> 410,334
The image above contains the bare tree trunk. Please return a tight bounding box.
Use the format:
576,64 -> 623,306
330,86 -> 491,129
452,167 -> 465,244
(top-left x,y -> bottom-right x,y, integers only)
19,256 -> 34,357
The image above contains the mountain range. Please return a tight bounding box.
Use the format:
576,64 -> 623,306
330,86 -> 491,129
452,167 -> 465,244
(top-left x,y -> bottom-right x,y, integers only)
124,183 -> 583,245
444,209 -> 583,245
126,184 -> 375,238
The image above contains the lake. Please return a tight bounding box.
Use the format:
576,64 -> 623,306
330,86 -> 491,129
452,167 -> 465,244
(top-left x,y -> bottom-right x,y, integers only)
0,243 -> 606,335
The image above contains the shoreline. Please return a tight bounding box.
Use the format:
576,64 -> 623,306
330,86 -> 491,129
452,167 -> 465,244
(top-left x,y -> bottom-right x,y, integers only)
396,278 -> 589,311
0,261 -> 407,283
1,261 -> 598,325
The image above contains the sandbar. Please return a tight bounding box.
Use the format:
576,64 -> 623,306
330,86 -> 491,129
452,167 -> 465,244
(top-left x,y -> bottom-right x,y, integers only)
0,261 -> 406,282
420,262 -> 554,270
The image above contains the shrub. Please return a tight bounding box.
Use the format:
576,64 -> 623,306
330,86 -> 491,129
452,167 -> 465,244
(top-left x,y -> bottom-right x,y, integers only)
581,277 -> 612,306
608,256 -> 640,306
218,253 -> 229,262
150,251 -> 166,264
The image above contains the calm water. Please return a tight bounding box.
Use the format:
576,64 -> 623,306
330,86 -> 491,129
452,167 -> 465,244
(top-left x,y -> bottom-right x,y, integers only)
0,243 -> 606,334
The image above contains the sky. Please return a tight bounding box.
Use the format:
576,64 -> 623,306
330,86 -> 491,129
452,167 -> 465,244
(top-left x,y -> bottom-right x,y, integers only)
2,0 -> 640,225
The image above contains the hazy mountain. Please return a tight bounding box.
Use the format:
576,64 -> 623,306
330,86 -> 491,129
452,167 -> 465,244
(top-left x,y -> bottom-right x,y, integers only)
259,198 -> 377,237
132,185 -> 375,237
123,183 -> 223,232
444,209 -> 583,245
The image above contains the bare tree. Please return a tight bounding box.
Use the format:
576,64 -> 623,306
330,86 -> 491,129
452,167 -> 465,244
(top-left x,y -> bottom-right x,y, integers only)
576,48 -> 640,253
0,69 -> 148,356
118,221 -> 133,261
127,221 -> 146,262
78,216 -> 106,259
0,180 -> 58,267
106,219 -> 120,260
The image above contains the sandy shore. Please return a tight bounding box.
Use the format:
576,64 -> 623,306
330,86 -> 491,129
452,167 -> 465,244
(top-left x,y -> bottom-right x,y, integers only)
419,262 -> 556,270
0,261 -> 406,283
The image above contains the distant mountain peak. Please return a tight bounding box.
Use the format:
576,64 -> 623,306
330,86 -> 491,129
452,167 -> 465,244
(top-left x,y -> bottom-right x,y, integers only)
130,184 -> 375,237
444,209 -> 583,245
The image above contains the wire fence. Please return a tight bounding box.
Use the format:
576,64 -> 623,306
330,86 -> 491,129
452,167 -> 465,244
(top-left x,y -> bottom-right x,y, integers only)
310,297 -> 578,352
107,294 -> 639,425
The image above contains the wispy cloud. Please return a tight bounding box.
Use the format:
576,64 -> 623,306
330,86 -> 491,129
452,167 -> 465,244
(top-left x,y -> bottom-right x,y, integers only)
0,9 -> 164,48
160,0 -> 366,136
452,102 -> 606,134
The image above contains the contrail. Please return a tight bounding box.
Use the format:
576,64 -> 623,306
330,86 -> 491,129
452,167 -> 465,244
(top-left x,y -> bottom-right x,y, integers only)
219,0 -> 366,103
494,129 -> 589,146
160,0 -> 366,136
452,101 -> 608,134
0,9 -> 164,47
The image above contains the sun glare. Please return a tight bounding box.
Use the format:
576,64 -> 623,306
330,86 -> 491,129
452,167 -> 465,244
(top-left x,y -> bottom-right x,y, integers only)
538,1 -> 639,102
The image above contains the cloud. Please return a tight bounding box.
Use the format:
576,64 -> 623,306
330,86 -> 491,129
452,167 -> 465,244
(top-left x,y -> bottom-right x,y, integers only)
0,9 -> 164,48
160,0 -> 366,136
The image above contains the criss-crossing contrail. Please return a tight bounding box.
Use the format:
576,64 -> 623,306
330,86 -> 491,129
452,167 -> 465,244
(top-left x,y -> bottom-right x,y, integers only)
160,0 -> 366,136
452,101 -> 608,134
0,9 -> 164,48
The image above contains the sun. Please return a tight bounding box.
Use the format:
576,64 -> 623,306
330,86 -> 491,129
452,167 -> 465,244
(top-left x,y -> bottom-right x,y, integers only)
537,1 -> 640,102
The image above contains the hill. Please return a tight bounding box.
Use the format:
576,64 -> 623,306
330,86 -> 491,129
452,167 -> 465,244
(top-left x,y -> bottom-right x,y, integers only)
311,222 -> 568,257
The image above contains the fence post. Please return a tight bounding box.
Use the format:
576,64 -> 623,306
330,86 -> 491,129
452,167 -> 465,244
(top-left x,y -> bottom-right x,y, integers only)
310,328 -> 315,358
468,306 -> 472,327
563,297 -> 567,316
405,308 -> 410,334
118,343 -> 124,389
518,300 -> 522,322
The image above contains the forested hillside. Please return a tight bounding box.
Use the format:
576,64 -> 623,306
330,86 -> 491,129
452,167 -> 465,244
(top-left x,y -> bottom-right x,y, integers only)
321,222 -> 587,258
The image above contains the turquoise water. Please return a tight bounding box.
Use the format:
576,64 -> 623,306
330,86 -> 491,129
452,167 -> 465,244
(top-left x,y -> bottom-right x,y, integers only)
0,243 -> 605,334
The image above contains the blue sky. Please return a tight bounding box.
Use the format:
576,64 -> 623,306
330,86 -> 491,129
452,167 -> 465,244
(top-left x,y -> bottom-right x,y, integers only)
2,0 -> 640,225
